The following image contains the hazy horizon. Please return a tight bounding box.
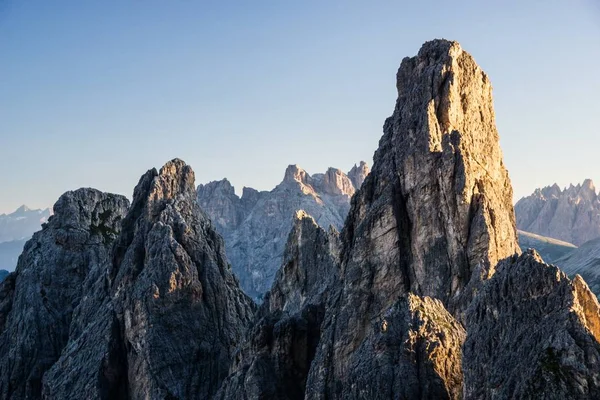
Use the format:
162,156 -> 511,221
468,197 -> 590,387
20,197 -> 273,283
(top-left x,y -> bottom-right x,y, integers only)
2,0 -> 599,214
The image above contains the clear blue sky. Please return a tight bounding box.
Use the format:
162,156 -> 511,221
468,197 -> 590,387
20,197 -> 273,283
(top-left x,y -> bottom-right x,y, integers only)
1,0 -> 599,213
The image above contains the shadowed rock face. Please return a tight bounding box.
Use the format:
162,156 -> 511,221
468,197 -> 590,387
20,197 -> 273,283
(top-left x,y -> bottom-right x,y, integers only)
109,159 -> 255,399
0,160 -> 255,400
464,250 -> 600,399
197,163 -> 368,299
0,189 -> 129,400
515,180 -> 600,246
216,211 -> 340,400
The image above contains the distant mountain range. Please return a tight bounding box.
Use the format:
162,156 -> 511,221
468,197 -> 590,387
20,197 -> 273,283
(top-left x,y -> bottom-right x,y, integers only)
0,205 -> 51,271
515,180 -> 600,246
197,162 -> 369,298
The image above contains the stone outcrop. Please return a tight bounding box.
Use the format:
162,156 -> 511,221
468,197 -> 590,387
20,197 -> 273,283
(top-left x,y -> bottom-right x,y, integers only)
197,163 -> 368,298
515,180 -> 600,246
0,160 -> 255,400
0,189 -> 129,399
464,250 -> 600,399
216,211 -> 340,400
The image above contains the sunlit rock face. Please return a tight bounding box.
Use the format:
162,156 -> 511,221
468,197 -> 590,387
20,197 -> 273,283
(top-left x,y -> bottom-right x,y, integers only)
197,162 -> 368,298
515,179 -> 600,246
464,250 -> 600,399
0,189 -> 129,400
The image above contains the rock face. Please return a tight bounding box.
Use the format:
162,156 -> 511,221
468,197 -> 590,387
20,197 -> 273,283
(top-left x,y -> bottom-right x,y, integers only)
0,189 -> 129,399
518,229 -> 577,263
515,180 -> 600,246
197,163 -> 368,298
0,160 -> 255,400
464,250 -> 600,399
301,38 -> 520,399
216,211 -> 340,400
555,237 -> 600,297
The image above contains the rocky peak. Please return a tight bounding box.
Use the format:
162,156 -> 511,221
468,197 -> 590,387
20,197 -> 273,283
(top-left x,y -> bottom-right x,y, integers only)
320,167 -> 355,197
216,209 -> 340,400
464,250 -> 600,398
283,164 -> 311,185
0,188 -> 129,399
347,161 -> 370,189
301,39 -> 520,397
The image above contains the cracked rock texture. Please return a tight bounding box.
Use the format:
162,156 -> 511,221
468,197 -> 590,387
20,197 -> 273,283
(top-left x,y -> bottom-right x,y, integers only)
0,160 -> 255,400
464,250 -> 600,399
0,189 -> 129,399
216,211 -> 340,400
515,180 -> 600,246
197,163 -> 368,298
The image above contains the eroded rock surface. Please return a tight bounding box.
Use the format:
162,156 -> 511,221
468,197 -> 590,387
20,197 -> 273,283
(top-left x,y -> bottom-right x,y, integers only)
45,159 -> 255,400
464,250 -> 600,399
0,189 -> 129,399
216,211 -> 340,400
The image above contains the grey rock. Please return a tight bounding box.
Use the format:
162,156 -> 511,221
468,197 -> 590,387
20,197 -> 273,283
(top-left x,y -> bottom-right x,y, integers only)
216,211 -> 340,400
515,180 -> 600,246
44,159 -> 256,400
464,250 -> 600,399
348,161 -> 370,190
305,38 -> 519,399
0,270 -> 8,283
197,162 -> 368,298
0,189 -> 129,400
518,229 -> 577,263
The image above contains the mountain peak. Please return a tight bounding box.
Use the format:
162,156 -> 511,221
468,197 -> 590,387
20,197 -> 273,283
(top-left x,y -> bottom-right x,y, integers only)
283,164 -> 310,185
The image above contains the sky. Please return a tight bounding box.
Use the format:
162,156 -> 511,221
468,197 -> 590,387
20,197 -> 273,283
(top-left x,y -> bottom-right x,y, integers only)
1,0 -> 599,214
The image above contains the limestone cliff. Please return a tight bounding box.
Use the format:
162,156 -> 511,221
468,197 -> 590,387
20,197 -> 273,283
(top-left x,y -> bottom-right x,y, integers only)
197,163 -> 368,298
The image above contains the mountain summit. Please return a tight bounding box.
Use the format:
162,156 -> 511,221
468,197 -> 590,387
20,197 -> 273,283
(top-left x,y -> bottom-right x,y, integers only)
515,180 -> 600,245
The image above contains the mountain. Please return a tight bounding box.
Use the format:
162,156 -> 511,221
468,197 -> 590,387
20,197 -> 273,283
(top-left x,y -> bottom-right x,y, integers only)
0,160 -> 254,399
0,205 -> 51,243
515,180 -> 600,246
0,271 -> 7,283
517,230 -> 577,263
197,163 -> 369,298
555,237 -> 600,297
218,39 -> 600,399
2,39 -> 600,399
